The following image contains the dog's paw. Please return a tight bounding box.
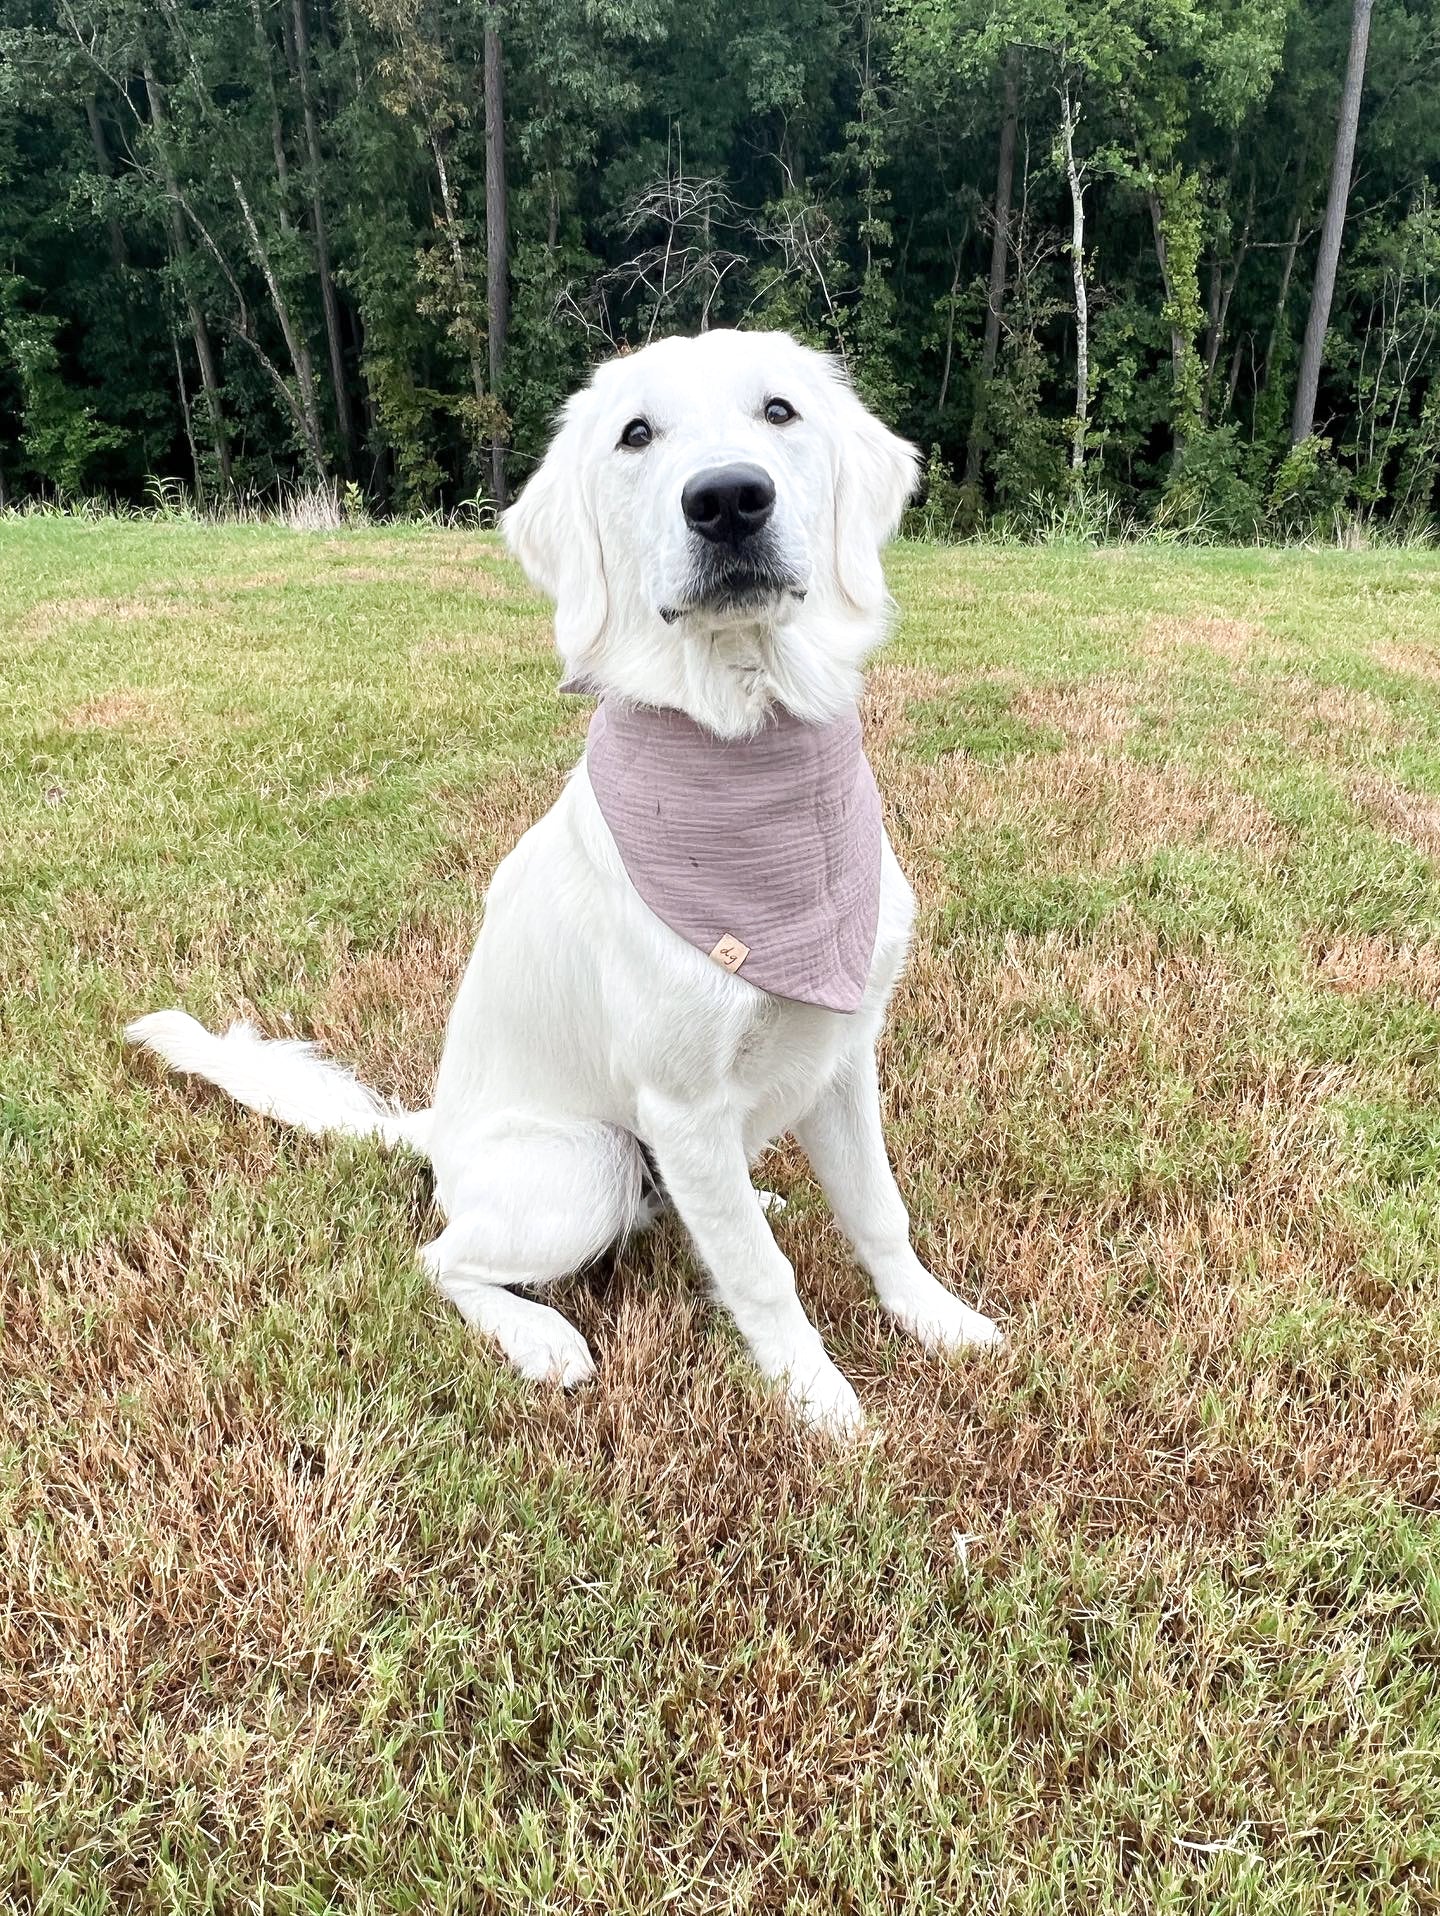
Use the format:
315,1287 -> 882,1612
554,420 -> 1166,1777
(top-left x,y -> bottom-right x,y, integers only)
501,1305 -> 598,1388
423,1244 -> 598,1388
885,1275 -> 1005,1355
781,1355 -> 866,1438
756,1188 -> 787,1217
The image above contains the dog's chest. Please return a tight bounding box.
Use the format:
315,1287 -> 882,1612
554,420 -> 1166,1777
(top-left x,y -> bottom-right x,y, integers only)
730,989 -> 839,1081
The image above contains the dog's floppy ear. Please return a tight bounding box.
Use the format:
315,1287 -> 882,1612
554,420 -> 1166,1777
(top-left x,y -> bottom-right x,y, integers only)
829,373 -> 920,613
502,394 -> 608,662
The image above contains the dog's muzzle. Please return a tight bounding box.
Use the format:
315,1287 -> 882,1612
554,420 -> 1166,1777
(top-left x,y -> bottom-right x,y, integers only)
665,462 -> 805,621
681,463 -> 776,547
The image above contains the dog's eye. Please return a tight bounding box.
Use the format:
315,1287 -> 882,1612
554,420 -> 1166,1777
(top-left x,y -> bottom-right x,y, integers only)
764,398 -> 798,426
619,418 -> 653,450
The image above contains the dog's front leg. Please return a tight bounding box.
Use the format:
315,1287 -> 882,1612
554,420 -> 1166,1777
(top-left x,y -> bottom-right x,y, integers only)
638,1093 -> 863,1435
794,1048 -> 1004,1353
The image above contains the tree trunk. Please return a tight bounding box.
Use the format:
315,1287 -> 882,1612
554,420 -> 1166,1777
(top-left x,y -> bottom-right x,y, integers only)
430,130 -> 487,412
84,100 -> 127,268
936,246 -> 963,415
230,173 -> 330,475
140,33 -> 314,478
1291,0 -> 1374,443
1059,74 -> 1089,474
248,0 -> 293,232
1204,253 -> 1223,378
964,49 -> 1018,489
171,331 -> 206,505
1147,190 -> 1190,461
1225,332 -> 1246,416
858,5 -> 875,277
292,0 -> 357,477
240,0 -> 337,476
338,0 -> 365,95
1203,171 -> 1253,422
484,11 -> 509,506
345,295 -> 386,505
142,61 -> 231,489
1263,201 -> 1305,392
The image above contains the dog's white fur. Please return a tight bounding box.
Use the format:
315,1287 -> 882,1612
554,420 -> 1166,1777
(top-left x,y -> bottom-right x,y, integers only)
129,329 -> 1001,1433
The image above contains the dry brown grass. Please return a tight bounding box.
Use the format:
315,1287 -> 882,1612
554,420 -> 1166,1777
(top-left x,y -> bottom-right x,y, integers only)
900,758 -> 1282,882
1273,678 -> 1406,751
869,662 -> 1282,868
1352,770 -> 1440,858
1013,676 -> 1157,743
2,1236 -> 376,1762
410,632 -> 501,657
332,562 -> 508,597
7,529 -> 1440,1910
18,595 -> 159,641
1312,933 -> 1440,1005
182,570 -> 289,593
1138,613 -> 1266,663
61,689 -> 168,730
865,666 -> 1276,863
1370,637 -> 1440,683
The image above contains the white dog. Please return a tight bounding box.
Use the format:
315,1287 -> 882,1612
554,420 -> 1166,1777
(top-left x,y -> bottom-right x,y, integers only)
129,328 -> 1002,1433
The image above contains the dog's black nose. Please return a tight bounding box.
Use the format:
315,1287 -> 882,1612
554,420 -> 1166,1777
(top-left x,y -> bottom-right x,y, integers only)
681,464 -> 776,546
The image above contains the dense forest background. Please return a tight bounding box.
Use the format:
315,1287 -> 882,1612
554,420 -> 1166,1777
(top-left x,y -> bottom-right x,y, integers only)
1,0 -> 1437,534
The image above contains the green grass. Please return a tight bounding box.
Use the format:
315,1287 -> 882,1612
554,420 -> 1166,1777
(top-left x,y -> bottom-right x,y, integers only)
4,521 -> 1440,1911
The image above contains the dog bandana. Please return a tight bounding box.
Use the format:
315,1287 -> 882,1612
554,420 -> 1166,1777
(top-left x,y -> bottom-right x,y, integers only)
580,696 -> 883,1013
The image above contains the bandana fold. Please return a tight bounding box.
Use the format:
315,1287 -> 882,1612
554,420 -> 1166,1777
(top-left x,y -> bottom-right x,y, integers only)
583,698 -> 883,1013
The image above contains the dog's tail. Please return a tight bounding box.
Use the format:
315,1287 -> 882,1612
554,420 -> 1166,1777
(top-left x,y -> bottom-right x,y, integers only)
125,1010 -> 431,1155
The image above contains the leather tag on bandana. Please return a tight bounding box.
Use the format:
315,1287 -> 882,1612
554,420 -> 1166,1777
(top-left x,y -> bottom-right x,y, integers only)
710,934 -> 750,974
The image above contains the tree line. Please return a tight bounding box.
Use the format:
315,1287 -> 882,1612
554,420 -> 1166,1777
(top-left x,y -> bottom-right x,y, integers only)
1,0 -> 1436,535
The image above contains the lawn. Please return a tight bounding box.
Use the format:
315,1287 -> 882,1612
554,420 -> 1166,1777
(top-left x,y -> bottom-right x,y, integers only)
4,520 -> 1440,1913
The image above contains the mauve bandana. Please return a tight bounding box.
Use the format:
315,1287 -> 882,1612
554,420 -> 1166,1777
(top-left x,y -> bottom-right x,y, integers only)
581,697 -> 883,1013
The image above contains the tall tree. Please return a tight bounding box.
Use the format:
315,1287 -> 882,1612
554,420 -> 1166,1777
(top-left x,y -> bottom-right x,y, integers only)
291,0 -> 357,474
964,47 -> 1017,489
1058,65 -> 1088,473
1291,0 -> 1375,443
483,3 -> 508,504
139,58 -> 233,488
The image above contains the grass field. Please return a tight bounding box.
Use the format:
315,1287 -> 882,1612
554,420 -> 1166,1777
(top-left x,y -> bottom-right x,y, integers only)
4,522 -> 1440,1912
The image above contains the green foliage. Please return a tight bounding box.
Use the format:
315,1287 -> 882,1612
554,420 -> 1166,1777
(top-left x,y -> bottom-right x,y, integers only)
904,444 -> 966,540
989,339 -> 1068,520
0,0 -> 1435,533
0,279 -> 125,495
1155,168 -> 1207,445
1268,434 -> 1352,539
1162,425 -> 1265,541
1340,187 -> 1440,523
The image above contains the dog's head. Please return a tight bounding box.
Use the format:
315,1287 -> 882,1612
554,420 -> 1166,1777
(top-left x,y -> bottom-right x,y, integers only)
503,330 -> 918,728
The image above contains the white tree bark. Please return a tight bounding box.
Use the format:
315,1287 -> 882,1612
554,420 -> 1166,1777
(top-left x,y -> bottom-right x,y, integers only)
1060,73 -> 1089,473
